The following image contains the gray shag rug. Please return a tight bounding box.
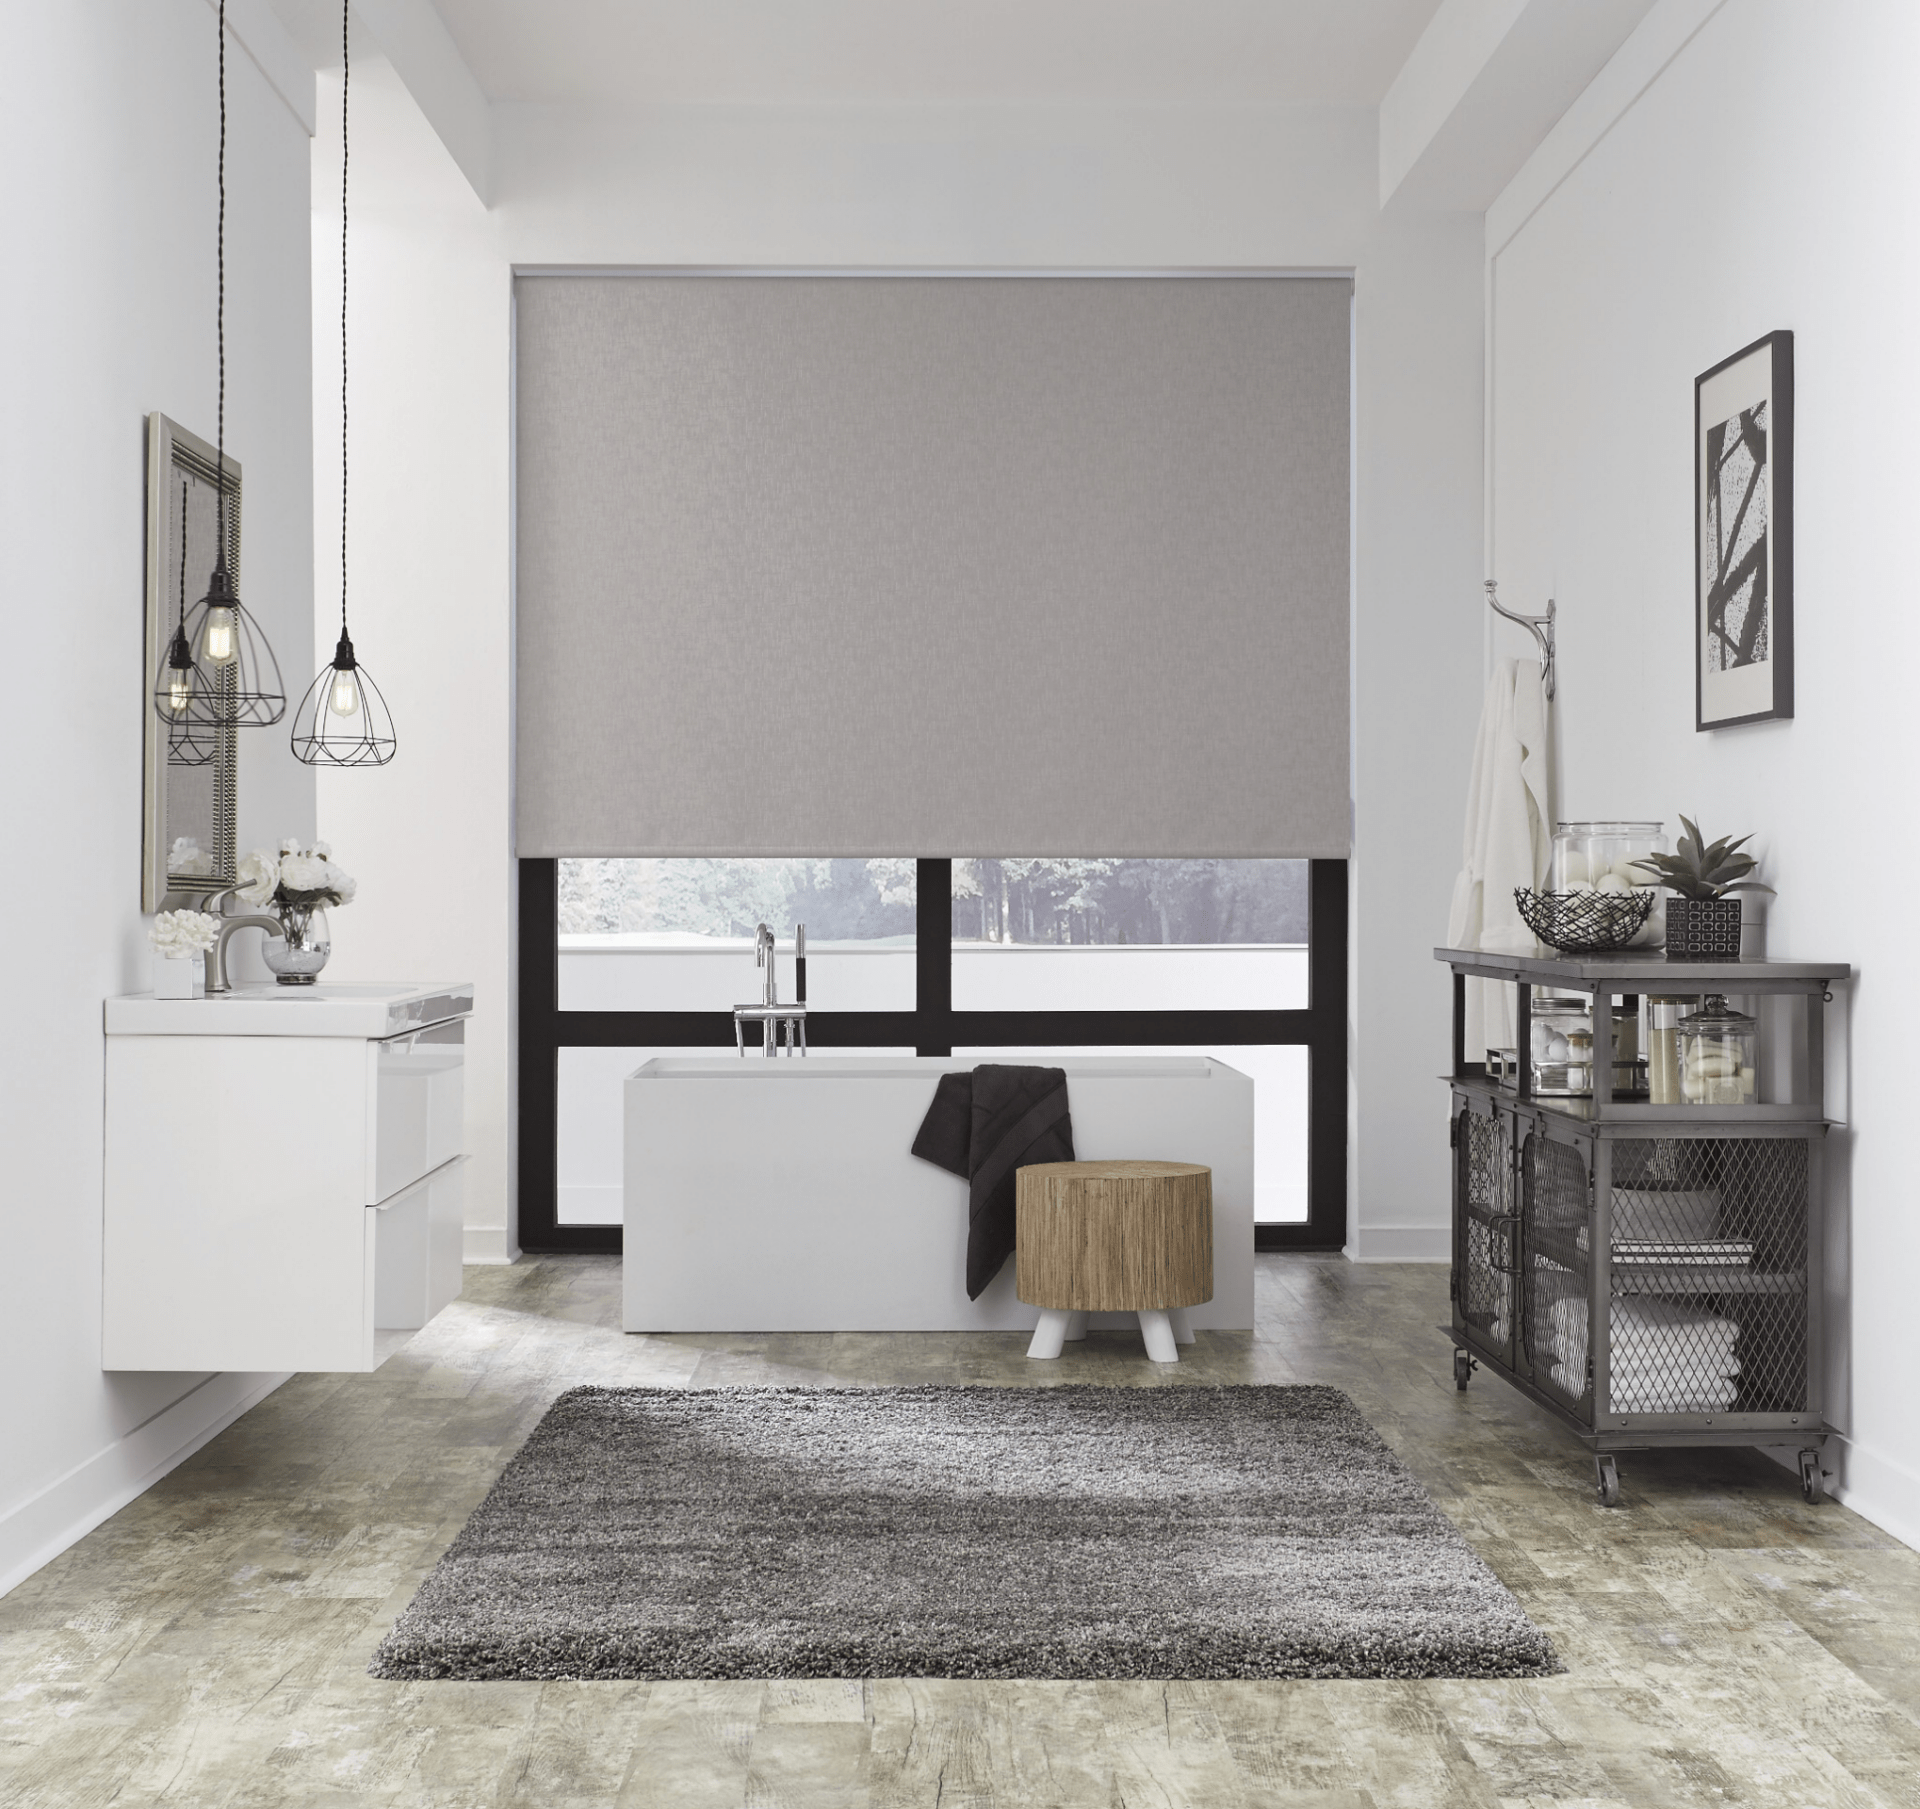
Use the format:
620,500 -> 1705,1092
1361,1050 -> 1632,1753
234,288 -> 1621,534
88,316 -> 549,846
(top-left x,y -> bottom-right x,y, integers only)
369,1384 -> 1559,1682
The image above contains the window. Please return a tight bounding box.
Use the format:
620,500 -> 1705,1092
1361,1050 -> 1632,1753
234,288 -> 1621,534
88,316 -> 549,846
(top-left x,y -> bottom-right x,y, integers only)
520,858 -> 1345,1250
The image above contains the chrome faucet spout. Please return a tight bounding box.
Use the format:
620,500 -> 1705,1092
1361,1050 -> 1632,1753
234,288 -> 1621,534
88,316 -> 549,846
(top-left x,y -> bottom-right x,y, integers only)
206,913 -> 285,994
756,922 -> 777,1008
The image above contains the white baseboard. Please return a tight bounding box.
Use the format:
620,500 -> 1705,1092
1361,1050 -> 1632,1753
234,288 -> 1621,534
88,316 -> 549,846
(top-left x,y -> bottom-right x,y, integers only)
463,1225 -> 520,1265
1347,1226 -> 1450,1264
0,1370 -> 289,1601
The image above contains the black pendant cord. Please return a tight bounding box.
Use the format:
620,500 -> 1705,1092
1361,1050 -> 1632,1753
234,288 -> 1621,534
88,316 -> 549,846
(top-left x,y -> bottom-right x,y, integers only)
178,482 -> 189,630
215,0 -> 228,560
339,0 -> 349,644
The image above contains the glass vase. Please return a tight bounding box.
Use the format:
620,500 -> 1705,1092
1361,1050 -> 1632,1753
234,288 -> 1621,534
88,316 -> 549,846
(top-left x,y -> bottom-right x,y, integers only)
263,904 -> 331,985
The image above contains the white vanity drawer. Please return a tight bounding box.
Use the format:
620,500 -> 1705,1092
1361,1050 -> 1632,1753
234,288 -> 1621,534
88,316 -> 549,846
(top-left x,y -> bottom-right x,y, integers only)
368,1017 -> 465,1205
373,1155 -> 467,1333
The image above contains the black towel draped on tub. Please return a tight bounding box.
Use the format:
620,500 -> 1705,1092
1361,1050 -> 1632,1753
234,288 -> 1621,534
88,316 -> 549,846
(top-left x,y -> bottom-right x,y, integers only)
911,1065 -> 1075,1299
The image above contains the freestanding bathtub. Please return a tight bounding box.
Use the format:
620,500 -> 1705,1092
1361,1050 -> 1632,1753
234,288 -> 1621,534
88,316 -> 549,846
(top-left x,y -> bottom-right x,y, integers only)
622,1055 -> 1254,1334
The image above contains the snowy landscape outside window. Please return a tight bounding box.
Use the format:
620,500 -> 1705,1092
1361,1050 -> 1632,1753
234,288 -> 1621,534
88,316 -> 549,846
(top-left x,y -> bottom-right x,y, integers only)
559,858 -> 916,942
950,859 -> 1307,946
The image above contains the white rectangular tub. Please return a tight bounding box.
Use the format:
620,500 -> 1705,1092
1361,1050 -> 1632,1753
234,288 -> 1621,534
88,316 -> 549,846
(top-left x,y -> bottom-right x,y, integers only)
623,1055 -> 1254,1333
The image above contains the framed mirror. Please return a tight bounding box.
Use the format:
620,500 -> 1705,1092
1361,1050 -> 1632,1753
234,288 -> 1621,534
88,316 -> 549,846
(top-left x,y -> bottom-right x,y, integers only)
142,412 -> 241,911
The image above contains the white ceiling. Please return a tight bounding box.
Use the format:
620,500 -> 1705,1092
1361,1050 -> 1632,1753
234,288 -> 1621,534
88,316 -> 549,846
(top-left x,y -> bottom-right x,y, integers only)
424,0 -> 1446,108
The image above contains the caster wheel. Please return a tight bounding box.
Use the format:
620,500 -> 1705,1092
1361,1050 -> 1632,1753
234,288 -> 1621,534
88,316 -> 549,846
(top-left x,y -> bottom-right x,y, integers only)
1453,1349 -> 1473,1391
1594,1455 -> 1621,1507
1799,1450 -> 1825,1505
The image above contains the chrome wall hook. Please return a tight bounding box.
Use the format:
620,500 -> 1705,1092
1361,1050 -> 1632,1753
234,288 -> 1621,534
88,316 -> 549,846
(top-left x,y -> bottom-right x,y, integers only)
1485,579 -> 1556,700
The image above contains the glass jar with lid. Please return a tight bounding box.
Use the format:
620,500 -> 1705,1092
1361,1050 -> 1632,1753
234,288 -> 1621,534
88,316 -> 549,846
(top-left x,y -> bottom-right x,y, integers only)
1678,995 -> 1757,1105
1528,993 -> 1645,1097
1552,821 -> 1670,948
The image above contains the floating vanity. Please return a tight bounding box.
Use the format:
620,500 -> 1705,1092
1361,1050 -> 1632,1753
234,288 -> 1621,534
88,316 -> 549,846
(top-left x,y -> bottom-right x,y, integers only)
103,981 -> 472,1372
623,1055 -> 1254,1334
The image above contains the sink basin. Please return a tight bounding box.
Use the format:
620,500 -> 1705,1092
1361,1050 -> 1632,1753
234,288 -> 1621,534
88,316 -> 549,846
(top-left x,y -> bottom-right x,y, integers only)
106,981 -> 473,1038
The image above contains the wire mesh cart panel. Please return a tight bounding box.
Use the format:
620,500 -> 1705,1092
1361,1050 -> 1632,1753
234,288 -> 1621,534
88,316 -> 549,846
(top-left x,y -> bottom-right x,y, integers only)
1437,946 -> 1846,1508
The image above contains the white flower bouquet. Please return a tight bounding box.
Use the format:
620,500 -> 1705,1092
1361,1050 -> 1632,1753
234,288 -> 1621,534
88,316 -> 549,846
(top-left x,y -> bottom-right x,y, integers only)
236,838 -> 359,912
168,836 -> 214,877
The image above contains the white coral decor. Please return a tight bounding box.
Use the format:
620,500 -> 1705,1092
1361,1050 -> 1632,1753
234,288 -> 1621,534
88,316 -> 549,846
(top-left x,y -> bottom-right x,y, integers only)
150,910 -> 221,958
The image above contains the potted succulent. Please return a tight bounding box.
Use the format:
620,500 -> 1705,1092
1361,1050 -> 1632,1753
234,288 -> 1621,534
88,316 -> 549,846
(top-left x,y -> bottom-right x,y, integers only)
1629,816 -> 1773,961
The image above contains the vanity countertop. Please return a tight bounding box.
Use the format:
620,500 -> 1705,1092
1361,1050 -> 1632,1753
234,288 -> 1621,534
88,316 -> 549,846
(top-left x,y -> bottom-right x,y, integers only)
106,981 -> 473,1039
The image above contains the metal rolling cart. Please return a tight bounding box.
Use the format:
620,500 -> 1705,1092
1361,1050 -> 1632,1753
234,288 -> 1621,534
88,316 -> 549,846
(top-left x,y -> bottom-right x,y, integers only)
1436,946 -> 1847,1507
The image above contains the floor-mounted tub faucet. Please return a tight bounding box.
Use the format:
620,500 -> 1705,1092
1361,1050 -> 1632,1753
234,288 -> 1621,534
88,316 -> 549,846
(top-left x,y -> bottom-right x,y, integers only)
734,922 -> 808,1056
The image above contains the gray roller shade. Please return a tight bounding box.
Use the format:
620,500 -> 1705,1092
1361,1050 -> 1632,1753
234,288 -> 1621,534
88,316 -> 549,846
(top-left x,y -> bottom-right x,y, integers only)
515,273 -> 1350,858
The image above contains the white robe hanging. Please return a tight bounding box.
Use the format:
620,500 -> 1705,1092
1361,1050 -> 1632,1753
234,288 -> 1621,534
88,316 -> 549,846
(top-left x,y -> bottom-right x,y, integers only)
1446,657 -> 1553,1060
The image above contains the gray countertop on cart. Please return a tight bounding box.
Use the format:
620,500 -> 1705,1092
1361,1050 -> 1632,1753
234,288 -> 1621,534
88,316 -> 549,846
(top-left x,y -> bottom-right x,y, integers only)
1434,947 -> 1851,987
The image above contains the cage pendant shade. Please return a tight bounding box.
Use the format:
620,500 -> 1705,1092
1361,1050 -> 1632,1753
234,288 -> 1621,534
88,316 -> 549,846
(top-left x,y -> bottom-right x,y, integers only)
156,622 -> 208,763
168,556 -> 287,728
291,630 -> 395,766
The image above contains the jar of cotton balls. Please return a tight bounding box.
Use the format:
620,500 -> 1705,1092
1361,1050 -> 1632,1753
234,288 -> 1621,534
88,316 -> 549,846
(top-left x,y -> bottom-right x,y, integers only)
1552,821 -> 1669,949
1529,996 -> 1593,1095
1529,994 -> 1644,1097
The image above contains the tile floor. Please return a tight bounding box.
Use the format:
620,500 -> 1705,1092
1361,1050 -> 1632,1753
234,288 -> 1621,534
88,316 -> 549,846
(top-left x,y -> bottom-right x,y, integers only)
1,1255 -> 1915,1807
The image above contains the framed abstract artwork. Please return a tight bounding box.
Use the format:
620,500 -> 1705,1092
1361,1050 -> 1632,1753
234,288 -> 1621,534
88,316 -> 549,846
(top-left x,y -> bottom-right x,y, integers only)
1696,330 -> 1793,729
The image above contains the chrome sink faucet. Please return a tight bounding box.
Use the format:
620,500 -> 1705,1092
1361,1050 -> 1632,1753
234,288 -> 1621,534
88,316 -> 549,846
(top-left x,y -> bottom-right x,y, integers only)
188,881 -> 281,994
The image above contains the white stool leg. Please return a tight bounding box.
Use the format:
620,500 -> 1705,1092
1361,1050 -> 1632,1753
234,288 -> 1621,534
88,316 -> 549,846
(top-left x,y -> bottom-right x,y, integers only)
1138,1310 -> 1179,1364
1027,1309 -> 1072,1360
1064,1310 -> 1089,1342
1169,1307 -> 1195,1346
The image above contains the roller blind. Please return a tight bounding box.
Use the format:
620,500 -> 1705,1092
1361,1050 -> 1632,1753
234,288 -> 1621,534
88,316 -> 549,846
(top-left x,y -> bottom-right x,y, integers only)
515,273 -> 1350,858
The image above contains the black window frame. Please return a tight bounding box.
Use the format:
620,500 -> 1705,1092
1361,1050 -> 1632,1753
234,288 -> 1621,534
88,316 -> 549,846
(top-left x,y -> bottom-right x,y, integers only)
517,856 -> 1347,1253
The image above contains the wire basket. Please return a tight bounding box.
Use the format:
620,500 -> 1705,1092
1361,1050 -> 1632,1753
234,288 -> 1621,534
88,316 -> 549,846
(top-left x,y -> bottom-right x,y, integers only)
1514,887 -> 1656,954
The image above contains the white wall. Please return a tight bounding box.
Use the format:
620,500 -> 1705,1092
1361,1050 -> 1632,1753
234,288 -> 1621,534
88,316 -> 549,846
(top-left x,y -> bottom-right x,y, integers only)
335,93 -> 1486,1261
0,1 -> 314,1594
1351,206 -> 1488,1262
1486,0 -> 1920,1543
307,51 -> 515,1261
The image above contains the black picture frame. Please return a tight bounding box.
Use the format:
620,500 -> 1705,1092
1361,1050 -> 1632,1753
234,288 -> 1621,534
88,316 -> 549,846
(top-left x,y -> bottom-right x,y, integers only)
1695,330 -> 1793,730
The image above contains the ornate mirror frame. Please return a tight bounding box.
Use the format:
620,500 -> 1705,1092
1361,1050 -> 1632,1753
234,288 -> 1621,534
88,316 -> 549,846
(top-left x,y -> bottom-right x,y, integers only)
142,412 -> 242,911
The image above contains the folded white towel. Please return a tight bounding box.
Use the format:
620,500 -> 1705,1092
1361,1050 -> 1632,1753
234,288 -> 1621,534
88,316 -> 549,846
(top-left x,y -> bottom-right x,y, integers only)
1551,1362 -> 1737,1414
1552,1294 -> 1739,1348
1611,1355 -> 1741,1382
1611,1188 -> 1722,1241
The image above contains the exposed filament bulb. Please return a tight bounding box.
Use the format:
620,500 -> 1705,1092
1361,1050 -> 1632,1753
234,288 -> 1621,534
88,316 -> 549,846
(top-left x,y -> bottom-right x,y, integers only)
203,606 -> 238,666
328,665 -> 361,717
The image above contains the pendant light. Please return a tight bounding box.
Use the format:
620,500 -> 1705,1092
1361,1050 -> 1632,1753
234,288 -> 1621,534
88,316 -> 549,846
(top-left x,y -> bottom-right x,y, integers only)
153,0 -> 286,732
293,0 -> 395,767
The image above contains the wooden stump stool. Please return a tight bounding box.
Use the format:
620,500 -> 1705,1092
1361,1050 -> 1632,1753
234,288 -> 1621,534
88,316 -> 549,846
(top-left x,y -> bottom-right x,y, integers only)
1015,1160 -> 1213,1364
